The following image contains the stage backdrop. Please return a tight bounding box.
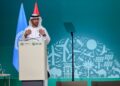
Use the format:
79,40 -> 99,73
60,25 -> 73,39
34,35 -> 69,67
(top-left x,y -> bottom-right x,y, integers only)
0,0 -> 120,86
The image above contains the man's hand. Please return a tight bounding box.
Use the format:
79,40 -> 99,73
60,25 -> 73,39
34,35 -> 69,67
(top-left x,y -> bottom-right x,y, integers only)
39,29 -> 46,36
24,29 -> 31,38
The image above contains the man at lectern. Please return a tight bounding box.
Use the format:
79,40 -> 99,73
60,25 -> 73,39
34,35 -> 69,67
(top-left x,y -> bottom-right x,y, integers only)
23,6 -> 50,44
22,3 -> 50,86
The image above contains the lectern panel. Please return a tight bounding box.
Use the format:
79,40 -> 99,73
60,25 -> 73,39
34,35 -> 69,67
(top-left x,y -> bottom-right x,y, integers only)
19,41 -> 47,80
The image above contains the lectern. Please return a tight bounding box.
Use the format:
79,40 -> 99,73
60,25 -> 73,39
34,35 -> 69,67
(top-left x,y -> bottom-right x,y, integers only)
18,39 -> 47,86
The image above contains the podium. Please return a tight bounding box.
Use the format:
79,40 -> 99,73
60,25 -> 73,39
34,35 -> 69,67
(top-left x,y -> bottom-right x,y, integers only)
18,40 -> 47,81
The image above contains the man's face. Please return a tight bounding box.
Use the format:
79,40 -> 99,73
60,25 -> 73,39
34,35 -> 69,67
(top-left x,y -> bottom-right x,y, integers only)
31,18 -> 39,27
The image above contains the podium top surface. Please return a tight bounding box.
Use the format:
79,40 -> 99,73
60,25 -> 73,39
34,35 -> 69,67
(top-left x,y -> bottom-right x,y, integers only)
19,39 -> 47,45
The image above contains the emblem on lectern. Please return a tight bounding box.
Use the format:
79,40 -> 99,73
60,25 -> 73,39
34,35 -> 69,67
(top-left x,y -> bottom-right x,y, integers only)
32,43 -> 36,46
20,43 -> 24,46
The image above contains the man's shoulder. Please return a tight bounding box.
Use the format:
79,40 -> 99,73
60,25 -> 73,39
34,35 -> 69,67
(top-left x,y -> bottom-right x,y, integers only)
39,26 -> 46,30
25,26 -> 32,30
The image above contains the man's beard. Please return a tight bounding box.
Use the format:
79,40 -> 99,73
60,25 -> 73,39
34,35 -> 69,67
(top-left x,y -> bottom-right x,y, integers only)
32,23 -> 39,27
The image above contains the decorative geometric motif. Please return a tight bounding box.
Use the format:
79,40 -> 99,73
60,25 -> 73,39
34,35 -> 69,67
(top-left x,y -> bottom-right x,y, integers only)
48,36 -> 120,78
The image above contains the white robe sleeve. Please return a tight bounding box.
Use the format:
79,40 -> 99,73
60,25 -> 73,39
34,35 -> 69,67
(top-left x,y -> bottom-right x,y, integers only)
21,27 -> 29,40
41,27 -> 51,45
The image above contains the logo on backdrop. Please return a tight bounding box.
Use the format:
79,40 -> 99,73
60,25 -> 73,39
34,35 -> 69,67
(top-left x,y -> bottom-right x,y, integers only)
48,36 -> 120,78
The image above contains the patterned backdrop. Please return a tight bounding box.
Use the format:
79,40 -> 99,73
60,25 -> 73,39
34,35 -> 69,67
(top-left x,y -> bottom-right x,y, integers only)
48,36 -> 120,78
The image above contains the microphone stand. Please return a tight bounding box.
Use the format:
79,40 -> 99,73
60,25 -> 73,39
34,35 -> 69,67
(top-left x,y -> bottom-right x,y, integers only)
71,32 -> 74,81
56,22 -> 87,86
